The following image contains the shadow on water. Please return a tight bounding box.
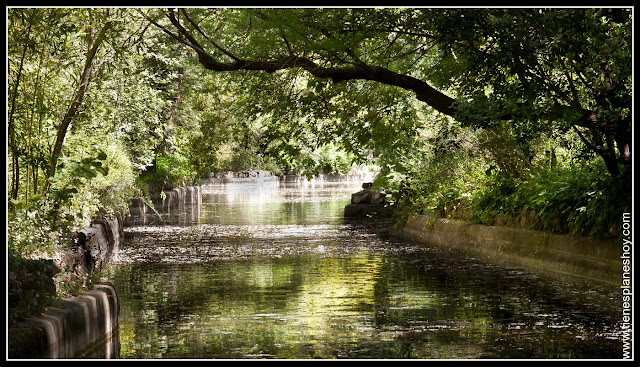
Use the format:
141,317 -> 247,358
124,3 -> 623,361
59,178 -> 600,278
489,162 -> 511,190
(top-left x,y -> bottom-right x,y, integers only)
109,180 -> 624,359
75,329 -> 121,359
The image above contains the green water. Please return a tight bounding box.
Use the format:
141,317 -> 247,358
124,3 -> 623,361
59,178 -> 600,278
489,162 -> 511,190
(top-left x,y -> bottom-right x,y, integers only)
106,180 -> 623,359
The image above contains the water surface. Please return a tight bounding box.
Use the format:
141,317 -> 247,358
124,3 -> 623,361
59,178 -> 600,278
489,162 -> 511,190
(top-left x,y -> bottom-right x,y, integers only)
107,179 -> 623,359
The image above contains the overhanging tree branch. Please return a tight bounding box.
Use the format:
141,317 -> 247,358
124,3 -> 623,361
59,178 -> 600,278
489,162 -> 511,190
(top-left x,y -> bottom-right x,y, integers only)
155,8 -> 629,177
162,9 -> 457,116
178,9 -> 241,62
162,10 -> 617,127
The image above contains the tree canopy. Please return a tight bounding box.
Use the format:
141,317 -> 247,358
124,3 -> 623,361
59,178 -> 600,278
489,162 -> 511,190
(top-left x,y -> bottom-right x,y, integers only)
7,7 -> 633,261
152,8 -> 631,177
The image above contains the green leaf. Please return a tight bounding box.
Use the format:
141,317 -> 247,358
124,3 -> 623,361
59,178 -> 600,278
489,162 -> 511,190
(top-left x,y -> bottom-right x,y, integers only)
95,166 -> 108,176
77,167 -> 98,179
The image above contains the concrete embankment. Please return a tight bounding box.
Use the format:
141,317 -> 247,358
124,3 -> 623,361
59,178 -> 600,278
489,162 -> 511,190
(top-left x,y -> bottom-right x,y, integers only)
9,216 -> 124,359
201,171 -> 377,185
52,216 -> 123,288
393,214 -> 621,285
151,186 -> 202,214
202,170 -> 277,185
125,185 -> 202,226
8,282 -> 120,359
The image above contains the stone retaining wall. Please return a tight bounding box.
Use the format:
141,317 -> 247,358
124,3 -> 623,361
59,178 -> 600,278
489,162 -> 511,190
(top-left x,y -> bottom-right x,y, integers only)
152,185 -> 202,214
55,216 -> 123,287
393,214 -> 621,285
344,188 -> 393,218
344,203 -> 393,218
9,215 -> 124,359
125,185 -> 202,226
8,281 -> 120,359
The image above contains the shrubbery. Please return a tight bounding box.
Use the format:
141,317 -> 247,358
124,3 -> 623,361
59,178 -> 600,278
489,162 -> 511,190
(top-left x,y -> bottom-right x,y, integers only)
373,112 -> 630,239
138,152 -> 197,190
385,155 -> 630,239
469,162 -> 630,237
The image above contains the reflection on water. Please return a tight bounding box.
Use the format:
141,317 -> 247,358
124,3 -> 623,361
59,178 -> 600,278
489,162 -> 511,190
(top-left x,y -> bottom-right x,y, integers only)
200,179 -> 353,225
109,181 -> 623,359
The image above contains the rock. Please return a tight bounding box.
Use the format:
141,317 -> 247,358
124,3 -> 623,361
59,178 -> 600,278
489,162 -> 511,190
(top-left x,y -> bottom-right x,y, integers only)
351,188 -> 388,205
344,203 -> 393,218
351,190 -> 370,204
215,171 -> 234,179
370,190 -> 385,204
58,246 -> 89,276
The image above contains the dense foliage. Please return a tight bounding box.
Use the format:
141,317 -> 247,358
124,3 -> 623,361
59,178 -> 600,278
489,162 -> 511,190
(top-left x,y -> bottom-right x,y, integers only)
7,7 -> 632,267
383,121 -> 631,238
9,9 -> 160,259
154,7 -> 631,238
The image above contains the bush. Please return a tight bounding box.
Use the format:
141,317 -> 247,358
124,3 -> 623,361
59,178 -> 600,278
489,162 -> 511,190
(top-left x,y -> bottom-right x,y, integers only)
383,138 -> 487,223
7,204 -> 72,259
384,148 -> 630,238
138,152 -> 197,192
469,162 -> 630,237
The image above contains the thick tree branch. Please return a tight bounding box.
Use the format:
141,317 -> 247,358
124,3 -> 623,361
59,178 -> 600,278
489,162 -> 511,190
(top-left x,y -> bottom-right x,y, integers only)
179,9 -> 241,62
158,9 -> 613,142
198,53 -> 457,115
163,12 -> 457,116
572,126 -> 602,155
144,13 -> 204,54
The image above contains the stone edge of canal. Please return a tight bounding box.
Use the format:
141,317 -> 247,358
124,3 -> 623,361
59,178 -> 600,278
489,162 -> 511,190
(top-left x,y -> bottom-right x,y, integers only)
8,216 -> 123,359
392,214 -> 621,287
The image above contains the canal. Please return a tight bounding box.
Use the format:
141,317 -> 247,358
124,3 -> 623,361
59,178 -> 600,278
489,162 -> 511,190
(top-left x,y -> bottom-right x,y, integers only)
105,179 -> 623,359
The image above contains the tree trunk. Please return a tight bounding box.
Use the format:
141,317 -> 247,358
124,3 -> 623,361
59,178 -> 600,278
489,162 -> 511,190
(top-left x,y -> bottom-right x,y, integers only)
601,150 -> 621,178
46,19 -> 111,188
615,116 -> 632,176
8,10 -> 35,201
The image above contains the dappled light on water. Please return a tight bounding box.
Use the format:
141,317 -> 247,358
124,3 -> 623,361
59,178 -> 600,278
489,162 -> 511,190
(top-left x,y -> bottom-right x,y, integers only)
107,180 -> 623,359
